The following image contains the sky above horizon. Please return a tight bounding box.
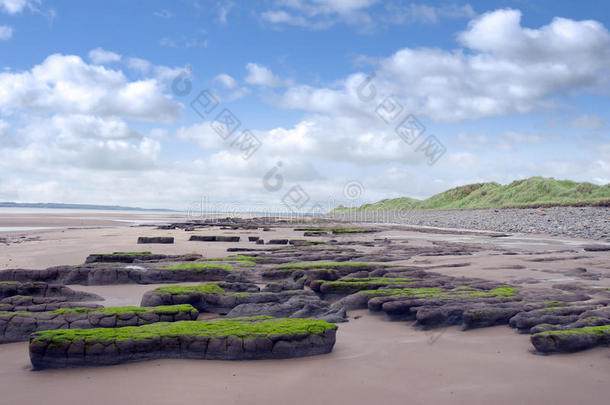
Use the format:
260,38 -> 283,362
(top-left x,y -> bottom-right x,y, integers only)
1,0 -> 609,212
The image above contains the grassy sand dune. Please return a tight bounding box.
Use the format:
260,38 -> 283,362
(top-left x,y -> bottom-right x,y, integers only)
332,177 -> 610,212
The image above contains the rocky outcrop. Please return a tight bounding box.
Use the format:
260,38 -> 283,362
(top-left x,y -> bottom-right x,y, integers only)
137,237 -> 174,244
1,305 -> 198,343
0,295 -> 103,312
84,252 -> 200,264
531,326 -> 610,353
508,305 -> 598,333
0,262 -> 244,285
29,317 -> 338,369
226,295 -> 347,323
189,236 -> 240,242
267,239 -> 289,245
0,281 -> 102,301
140,283 -> 311,315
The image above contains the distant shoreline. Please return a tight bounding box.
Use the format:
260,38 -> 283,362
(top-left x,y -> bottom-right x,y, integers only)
0,202 -> 176,212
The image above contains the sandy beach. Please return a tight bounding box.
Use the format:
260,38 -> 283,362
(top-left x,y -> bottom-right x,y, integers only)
0,211 -> 608,405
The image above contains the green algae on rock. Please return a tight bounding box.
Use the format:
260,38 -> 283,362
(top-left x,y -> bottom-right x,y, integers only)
0,305 -> 199,343
531,325 -> 610,353
29,317 -> 338,368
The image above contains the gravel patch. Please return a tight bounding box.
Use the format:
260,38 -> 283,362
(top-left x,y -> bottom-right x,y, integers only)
329,206 -> 610,241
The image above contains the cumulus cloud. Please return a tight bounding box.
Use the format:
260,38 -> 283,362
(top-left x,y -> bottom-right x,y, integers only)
383,3 -> 476,25
278,9 -> 610,122
0,25 -> 12,40
0,0 -> 37,14
245,63 -> 287,87
570,114 -> 607,131
88,47 -> 121,64
0,54 -> 182,122
0,114 -> 159,172
262,1 -> 475,30
214,73 -> 238,89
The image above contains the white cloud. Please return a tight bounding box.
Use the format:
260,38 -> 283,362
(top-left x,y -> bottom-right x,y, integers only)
570,114 -> 607,131
153,9 -> 172,18
88,47 -> 121,64
245,63 -> 286,87
0,114 -> 159,172
0,0 -> 36,14
278,9 -> 610,122
262,1 -> 475,30
214,73 -> 238,89
279,0 -> 378,15
127,57 -> 152,73
0,53 -> 182,122
160,36 -> 207,48
384,3 -> 476,25
218,2 -> 234,23
0,25 -> 12,40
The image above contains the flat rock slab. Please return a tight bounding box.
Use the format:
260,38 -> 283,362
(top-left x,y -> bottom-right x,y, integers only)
29,317 -> 337,369
0,263 -> 241,285
140,284 -> 311,314
531,326 -> 610,353
1,305 -> 198,343
189,236 -> 240,242
137,237 -> 174,244
0,281 -> 102,301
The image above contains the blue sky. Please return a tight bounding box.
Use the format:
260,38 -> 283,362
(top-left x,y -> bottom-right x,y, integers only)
0,0 -> 609,211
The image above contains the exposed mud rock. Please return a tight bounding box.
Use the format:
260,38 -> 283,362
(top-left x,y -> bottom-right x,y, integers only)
137,237 -> 174,244
189,236 -> 240,242
0,262 -> 244,285
226,294 -> 346,322
140,284 -> 311,315
0,282 -> 102,301
29,318 -> 338,369
531,326 -> 610,353
0,295 -> 102,312
1,305 -> 198,343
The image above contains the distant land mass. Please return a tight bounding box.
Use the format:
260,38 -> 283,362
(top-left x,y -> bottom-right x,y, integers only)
0,202 -> 177,212
331,177 -> 610,213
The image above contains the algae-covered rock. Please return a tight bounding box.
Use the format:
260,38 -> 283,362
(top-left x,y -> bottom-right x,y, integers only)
531,325 -> 610,353
29,317 -> 338,369
0,305 -> 198,343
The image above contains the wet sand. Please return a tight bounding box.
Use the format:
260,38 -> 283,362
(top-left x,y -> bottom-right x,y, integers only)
1,310 -> 608,405
0,212 -> 608,404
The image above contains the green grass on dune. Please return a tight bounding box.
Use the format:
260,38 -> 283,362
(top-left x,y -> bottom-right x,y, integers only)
30,317 -> 338,344
331,177 -> 610,212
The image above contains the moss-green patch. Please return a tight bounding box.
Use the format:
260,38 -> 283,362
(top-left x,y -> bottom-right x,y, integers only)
303,231 -> 328,236
31,317 -> 337,344
231,292 -> 252,297
2,305 -> 196,318
277,261 -> 380,270
330,228 -> 372,234
50,305 -> 196,316
97,251 -> 153,256
535,325 -> 610,337
0,281 -> 20,286
199,254 -> 259,267
153,284 -> 225,295
318,277 -> 415,292
157,263 -> 234,272
360,285 -> 517,299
